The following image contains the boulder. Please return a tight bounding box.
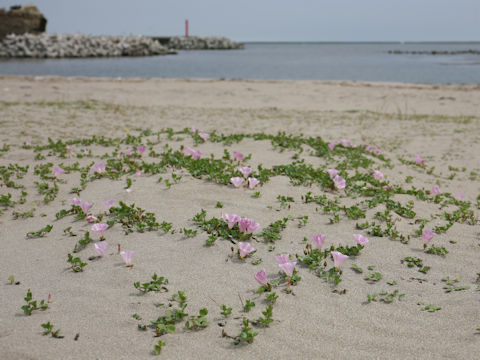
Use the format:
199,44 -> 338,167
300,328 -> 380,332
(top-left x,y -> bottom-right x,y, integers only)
0,4 -> 47,40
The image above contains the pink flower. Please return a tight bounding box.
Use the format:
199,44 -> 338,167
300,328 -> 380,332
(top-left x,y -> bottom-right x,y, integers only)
191,126 -> 198,132
331,251 -> 348,268
279,261 -> 297,277
456,192 -> 465,200
364,145 -> 373,152
120,251 -> 135,266
373,170 -> 384,180
230,177 -> 244,188
333,175 -> 346,190
80,201 -> 93,214
135,169 -> 142,177
91,162 -> 107,173
199,133 -> 210,141
224,213 -> 240,229
183,146 -> 202,160
340,139 -> 352,147
238,242 -> 255,258
248,177 -> 260,189
353,234 -> 369,246
85,215 -> 98,223
136,145 -> 146,155
125,147 -> 133,155
233,151 -> 244,161
103,200 -> 115,209
431,186 -> 440,195
374,148 -> 382,155
246,220 -> 260,234
53,166 -> 65,177
238,218 -> 252,233
126,188 -> 133,193
71,197 -> 81,206
422,229 -> 435,245
328,142 -> 338,151
327,169 -> 339,179
66,145 -> 73,155
275,254 -> 290,265
91,223 -> 108,238
25,140 -> 32,146
239,167 -> 252,179
254,269 -> 268,286
94,242 -> 108,257
312,234 -> 326,250
415,154 -> 425,164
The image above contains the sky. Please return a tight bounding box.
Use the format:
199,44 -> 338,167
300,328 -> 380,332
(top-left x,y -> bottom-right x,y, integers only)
3,0 -> 479,42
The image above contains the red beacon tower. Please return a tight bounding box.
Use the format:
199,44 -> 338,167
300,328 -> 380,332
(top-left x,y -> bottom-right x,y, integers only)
185,19 -> 189,37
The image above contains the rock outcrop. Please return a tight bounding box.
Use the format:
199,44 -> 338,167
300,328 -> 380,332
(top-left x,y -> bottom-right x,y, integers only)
0,4 -> 47,40
167,36 -> 244,50
0,33 -> 170,58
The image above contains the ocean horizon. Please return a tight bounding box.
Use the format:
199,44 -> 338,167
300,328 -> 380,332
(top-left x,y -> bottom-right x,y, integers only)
1,42 -> 479,84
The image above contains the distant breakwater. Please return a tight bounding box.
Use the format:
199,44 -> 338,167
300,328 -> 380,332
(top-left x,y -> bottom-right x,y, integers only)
388,49 -> 480,55
0,33 -> 243,58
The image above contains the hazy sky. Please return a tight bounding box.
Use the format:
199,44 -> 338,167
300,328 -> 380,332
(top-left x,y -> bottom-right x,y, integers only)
3,0 -> 479,41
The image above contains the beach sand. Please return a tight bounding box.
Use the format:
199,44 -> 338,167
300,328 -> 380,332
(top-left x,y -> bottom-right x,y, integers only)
0,76 -> 479,359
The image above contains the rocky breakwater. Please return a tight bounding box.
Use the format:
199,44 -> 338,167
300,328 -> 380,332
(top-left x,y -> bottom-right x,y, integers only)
0,33 -> 170,58
167,36 -> 244,50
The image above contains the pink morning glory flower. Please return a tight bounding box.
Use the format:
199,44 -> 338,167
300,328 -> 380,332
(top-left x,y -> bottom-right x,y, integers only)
374,148 -> 382,155
53,166 -> 65,177
275,254 -> 290,265
80,201 -> 93,214
239,167 -> 253,179
279,261 -> 297,277
431,186 -> 440,195
364,145 -> 373,152
238,242 -> 255,258
312,234 -> 326,250
331,251 -> 348,268
327,169 -> 339,179
230,177 -> 244,188
125,147 -> 133,155
120,251 -> 135,267
199,133 -> 210,141
66,145 -> 73,155
103,200 -> 115,210
328,142 -> 338,151
245,220 -> 260,234
223,213 -> 240,229
373,170 -> 384,180
71,197 -> 81,206
254,269 -> 268,286
25,140 -> 32,146
94,242 -> 108,257
183,146 -> 202,160
340,139 -> 352,147
422,229 -> 435,245
136,145 -> 146,155
191,126 -> 198,132
456,192 -> 465,200
91,223 -> 108,239
135,169 -> 142,177
238,218 -> 252,233
333,175 -> 346,190
353,234 -> 369,246
91,162 -> 107,173
415,154 -> 425,164
85,215 -> 98,223
248,177 -> 260,189
233,151 -> 244,161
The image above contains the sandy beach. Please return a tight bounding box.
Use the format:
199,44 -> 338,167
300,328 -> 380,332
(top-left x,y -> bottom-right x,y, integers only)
0,76 -> 479,360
